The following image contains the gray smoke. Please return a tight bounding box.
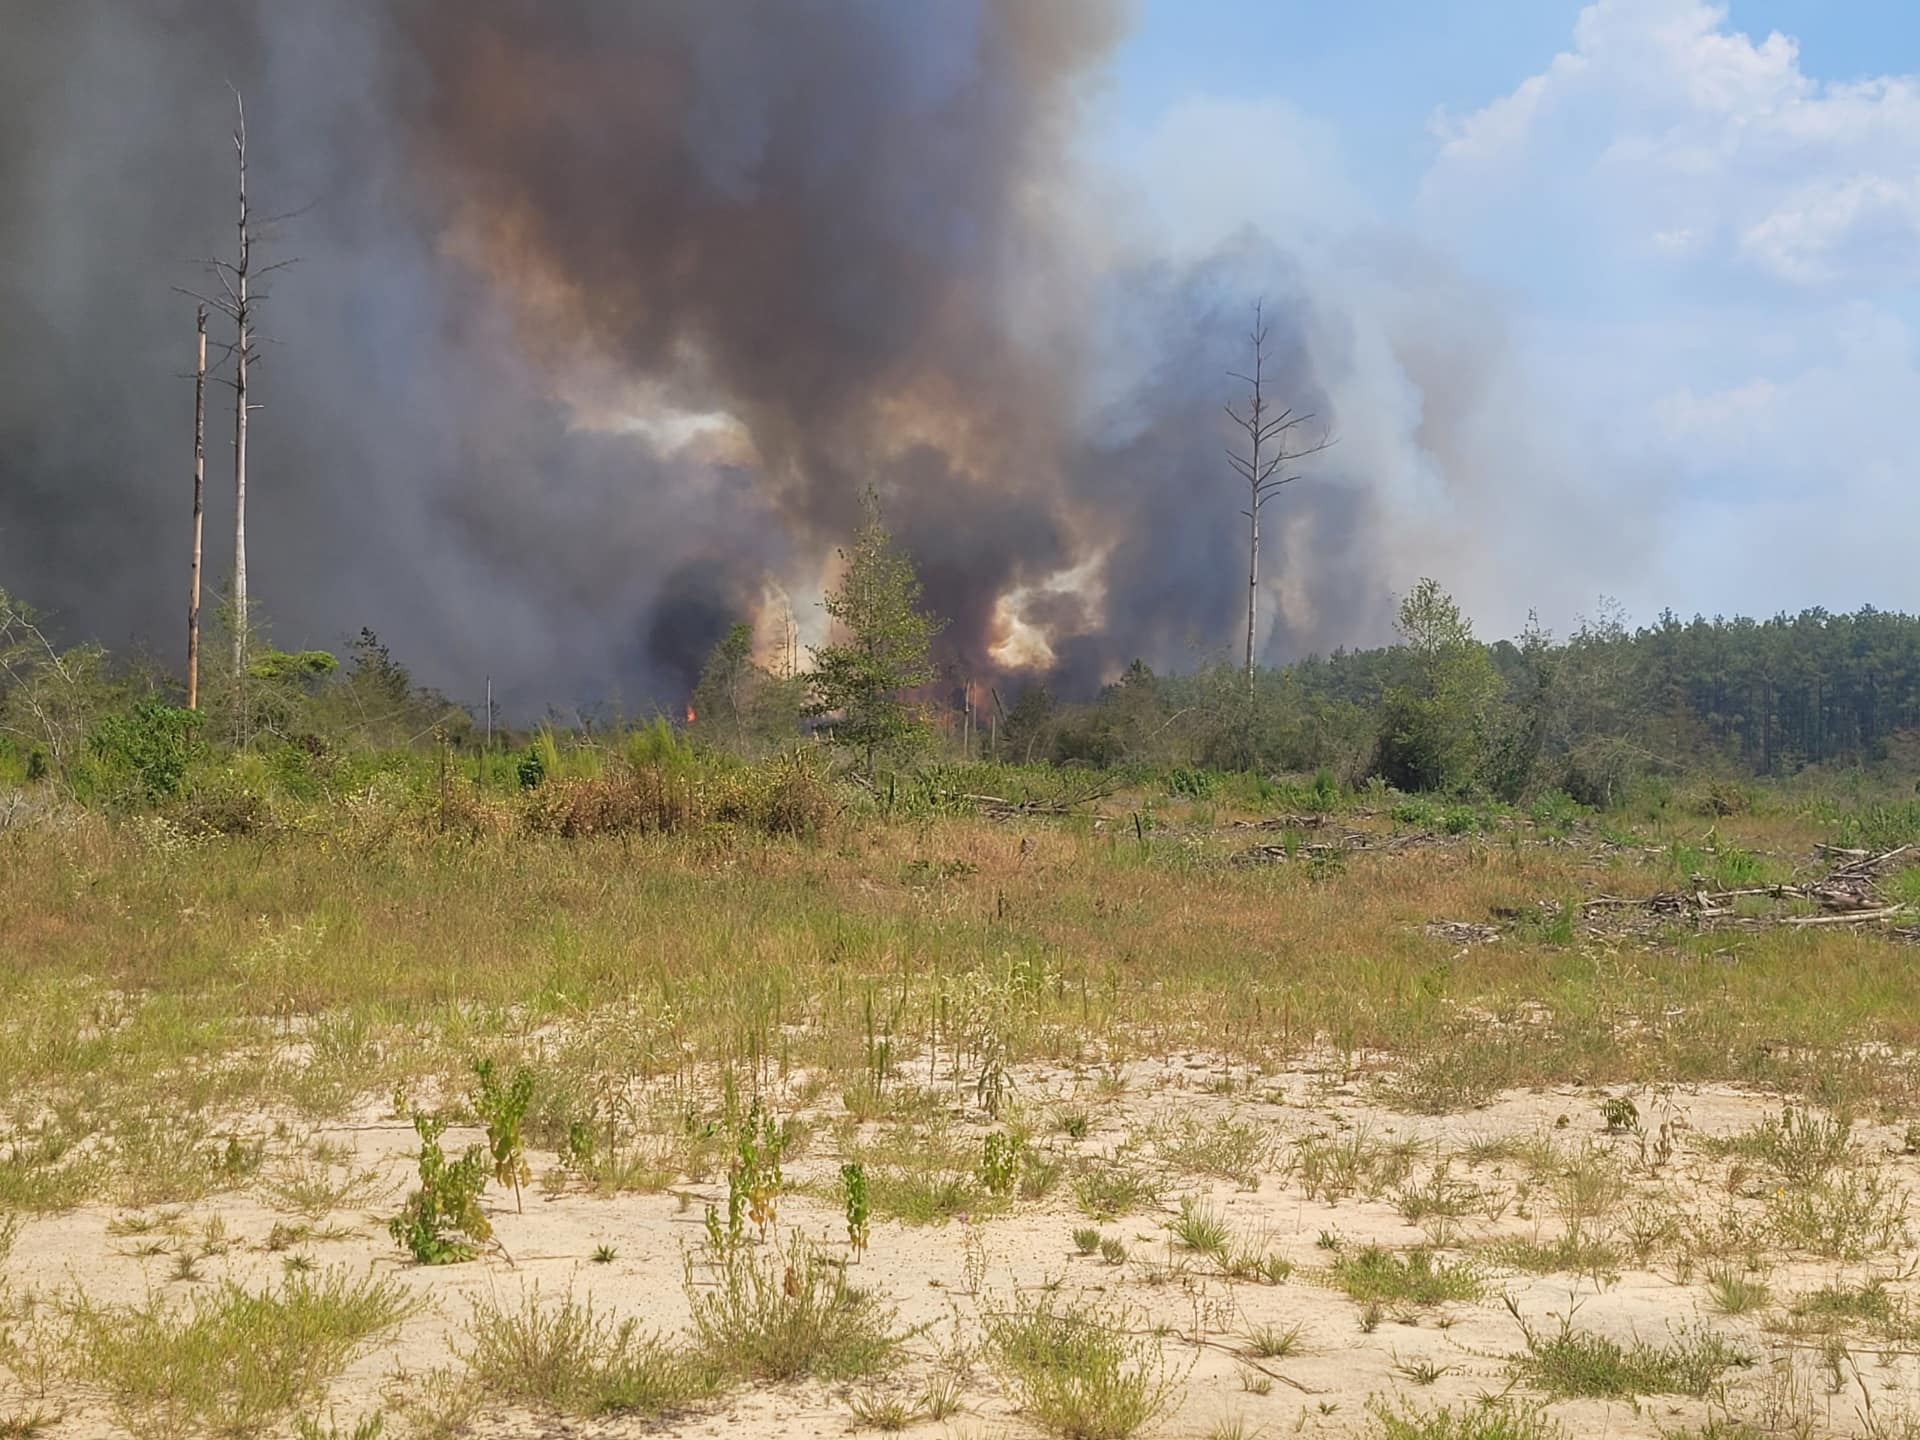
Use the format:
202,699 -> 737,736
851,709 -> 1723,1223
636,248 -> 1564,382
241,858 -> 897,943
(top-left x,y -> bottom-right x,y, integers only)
0,1 -> 1605,713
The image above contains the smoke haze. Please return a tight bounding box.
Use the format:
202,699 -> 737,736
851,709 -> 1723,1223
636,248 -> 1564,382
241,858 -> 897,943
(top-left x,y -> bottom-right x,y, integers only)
0,1 -> 1622,713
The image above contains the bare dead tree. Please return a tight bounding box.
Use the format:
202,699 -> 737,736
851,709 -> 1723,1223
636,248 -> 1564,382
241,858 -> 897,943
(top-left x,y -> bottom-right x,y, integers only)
187,305 -> 207,710
230,97 -> 250,674
178,89 -> 300,695
1224,299 -> 1330,686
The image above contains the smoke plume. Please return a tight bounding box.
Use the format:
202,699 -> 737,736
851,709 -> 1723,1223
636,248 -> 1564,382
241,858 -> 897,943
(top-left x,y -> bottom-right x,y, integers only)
0,1 -> 1622,714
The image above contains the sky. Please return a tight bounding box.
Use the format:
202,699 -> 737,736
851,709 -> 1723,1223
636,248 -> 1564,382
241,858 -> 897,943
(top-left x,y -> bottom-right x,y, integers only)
1099,0 -> 1920,637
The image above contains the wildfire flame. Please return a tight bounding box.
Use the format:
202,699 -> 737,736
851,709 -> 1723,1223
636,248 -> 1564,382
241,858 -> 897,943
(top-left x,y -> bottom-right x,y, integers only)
684,702 -> 696,724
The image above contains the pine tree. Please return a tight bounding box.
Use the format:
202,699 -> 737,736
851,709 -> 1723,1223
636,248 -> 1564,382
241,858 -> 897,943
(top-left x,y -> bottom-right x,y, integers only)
807,490 -> 944,775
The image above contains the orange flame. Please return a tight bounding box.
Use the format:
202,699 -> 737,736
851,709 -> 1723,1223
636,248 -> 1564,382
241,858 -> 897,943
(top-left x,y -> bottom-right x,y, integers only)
685,702 -> 696,724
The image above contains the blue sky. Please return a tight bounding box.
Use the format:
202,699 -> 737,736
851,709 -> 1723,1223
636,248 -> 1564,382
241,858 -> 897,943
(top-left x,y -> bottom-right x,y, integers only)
1092,0 -> 1920,637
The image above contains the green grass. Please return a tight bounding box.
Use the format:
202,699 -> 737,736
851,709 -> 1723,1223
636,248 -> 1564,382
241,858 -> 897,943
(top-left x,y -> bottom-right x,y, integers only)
1704,1265 -> 1771,1316
1698,1105 -> 1853,1183
1150,1116 -> 1275,1188
69,1267 -> 416,1439
981,1290 -> 1183,1440
1331,1246 -> 1483,1306
1786,1278 -> 1907,1336
1169,1195 -> 1232,1257
1367,1398 -> 1566,1440
1765,1166 -> 1909,1258
1243,1321 -> 1305,1358
460,1289 -> 719,1417
1483,1231 -> 1622,1282
1505,1306 -> 1752,1399
1072,1158 -> 1162,1221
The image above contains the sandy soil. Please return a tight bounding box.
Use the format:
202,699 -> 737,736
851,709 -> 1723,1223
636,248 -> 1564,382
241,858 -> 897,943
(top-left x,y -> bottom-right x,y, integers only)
10,1058 -> 1920,1438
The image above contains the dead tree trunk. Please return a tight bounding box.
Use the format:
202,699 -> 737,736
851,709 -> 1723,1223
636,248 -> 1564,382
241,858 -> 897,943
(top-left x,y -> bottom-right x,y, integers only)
180,89 -> 298,737
187,305 -> 207,710
231,95 -> 251,675
1224,300 -> 1328,687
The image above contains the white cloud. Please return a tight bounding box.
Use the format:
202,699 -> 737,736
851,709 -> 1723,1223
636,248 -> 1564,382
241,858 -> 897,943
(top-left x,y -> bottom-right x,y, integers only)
1425,0 -> 1920,286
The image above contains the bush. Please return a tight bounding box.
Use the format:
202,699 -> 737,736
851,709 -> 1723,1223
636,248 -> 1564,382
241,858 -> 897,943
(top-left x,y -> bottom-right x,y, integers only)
756,754 -> 834,835
388,1114 -> 491,1264
83,701 -> 202,803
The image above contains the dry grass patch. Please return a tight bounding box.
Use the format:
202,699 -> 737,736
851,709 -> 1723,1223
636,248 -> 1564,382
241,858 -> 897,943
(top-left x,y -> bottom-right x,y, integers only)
460,1288 -> 719,1418
981,1289 -> 1183,1440
68,1267 -> 415,1439
685,1235 -> 904,1382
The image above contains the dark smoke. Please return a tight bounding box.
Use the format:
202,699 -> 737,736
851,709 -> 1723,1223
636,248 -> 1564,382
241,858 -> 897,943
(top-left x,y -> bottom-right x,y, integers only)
2,1 -> 1543,715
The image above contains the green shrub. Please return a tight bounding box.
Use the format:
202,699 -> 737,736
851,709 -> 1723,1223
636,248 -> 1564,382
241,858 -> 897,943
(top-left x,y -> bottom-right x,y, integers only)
83,701 -> 202,803
388,1114 -> 491,1264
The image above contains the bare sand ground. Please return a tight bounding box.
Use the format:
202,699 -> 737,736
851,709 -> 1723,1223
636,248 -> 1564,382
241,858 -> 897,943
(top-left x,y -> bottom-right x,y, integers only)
10,1057 -> 1920,1438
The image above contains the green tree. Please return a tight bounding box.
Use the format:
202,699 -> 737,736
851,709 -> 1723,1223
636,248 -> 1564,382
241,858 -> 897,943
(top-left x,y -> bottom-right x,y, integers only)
692,622 -> 758,748
1001,683 -> 1056,764
1374,578 -> 1502,793
807,490 -> 944,775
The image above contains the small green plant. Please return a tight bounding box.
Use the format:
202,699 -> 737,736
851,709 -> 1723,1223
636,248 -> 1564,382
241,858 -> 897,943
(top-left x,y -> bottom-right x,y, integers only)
980,1132 -> 1021,1198
846,1389 -> 920,1432
1243,1322 -> 1304,1359
1170,1195 -> 1232,1257
294,1413 -> 385,1440
982,1289 -> 1183,1439
729,1101 -> 785,1242
1098,1237 -> 1128,1266
591,1243 -> 617,1265
1072,1158 -> 1161,1220
842,1161 -> 871,1259
1073,1227 -> 1102,1255
1394,1356 -> 1451,1386
387,1113 -> 491,1265
1599,1096 -> 1639,1135
472,1058 -> 536,1213
1704,1265 -> 1771,1315
1059,1109 -> 1091,1141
